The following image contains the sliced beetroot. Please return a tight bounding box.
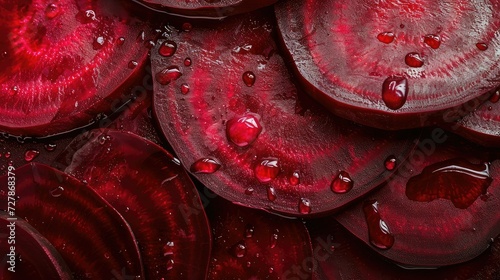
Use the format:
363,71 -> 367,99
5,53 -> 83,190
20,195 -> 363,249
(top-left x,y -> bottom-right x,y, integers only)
151,10 -> 417,216
53,129 -> 211,280
135,0 -> 278,18
0,163 -> 144,279
207,198 -> 312,279
0,212 -> 72,279
307,218 -> 500,280
0,0 -> 153,137
275,0 -> 500,130
335,131 -> 500,266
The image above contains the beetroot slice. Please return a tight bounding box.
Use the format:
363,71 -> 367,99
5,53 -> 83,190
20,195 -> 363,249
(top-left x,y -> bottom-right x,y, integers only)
307,218 -> 500,280
0,212 -> 72,280
151,10 -> 417,216
53,129 -> 212,280
207,198 -> 312,279
0,163 -> 144,279
0,0 -> 152,137
335,131 -> 500,266
135,0 -> 278,18
275,0 -> 500,130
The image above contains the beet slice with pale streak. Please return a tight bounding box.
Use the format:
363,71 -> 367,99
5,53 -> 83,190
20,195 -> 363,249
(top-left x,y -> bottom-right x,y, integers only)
53,129 -> 212,280
0,212 -> 72,279
335,130 -> 500,266
151,10 -> 417,216
0,0 -> 152,137
0,163 -> 144,279
207,198 -> 312,279
275,0 -> 500,130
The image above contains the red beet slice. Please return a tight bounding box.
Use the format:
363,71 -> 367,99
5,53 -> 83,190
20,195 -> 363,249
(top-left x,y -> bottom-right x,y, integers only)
54,129 -> 212,280
151,10 -> 417,216
335,130 -> 500,266
0,0 -> 152,137
0,163 -> 144,279
0,212 -> 72,279
307,218 -> 500,280
134,0 -> 278,18
275,0 -> 500,130
207,198 -> 312,279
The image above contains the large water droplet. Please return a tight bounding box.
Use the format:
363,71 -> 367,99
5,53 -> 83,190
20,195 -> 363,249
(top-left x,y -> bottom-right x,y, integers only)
50,186 -> 65,198
405,52 -> 424,67
363,200 -> 394,250
190,158 -> 221,174
331,171 -> 354,194
45,3 -> 60,19
255,158 -> 280,183
163,241 -> 174,256
377,32 -> 395,44
298,198 -> 311,214
158,40 -> 177,57
384,156 -> 397,171
382,76 -> 408,110
226,113 -> 262,147
156,66 -> 182,85
424,34 -> 441,49
242,71 -> 256,87
24,149 -> 40,162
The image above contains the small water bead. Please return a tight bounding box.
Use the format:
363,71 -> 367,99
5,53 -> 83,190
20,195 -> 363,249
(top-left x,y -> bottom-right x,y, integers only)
255,158 -> 280,183
163,241 -> 174,256
405,52 -> 424,67
330,171 -> 354,194
245,224 -> 255,238
24,149 -> 40,162
233,241 -> 247,258
128,60 -> 138,69
156,66 -> 182,85
45,3 -> 60,19
190,158 -> 221,174
298,198 -> 312,214
4,152 -> 11,159
382,76 -> 408,110
476,43 -> 488,51
270,231 -> 279,248
182,22 -> 192,32
158,40 -> 177,57
289,171 -> 300,186
180,83 -> 190,94
44,143 -> 57,152
377,32 -> 395,44
384,156 -> 397,171
242,71 -> 256,87
93,36 -> 105,50
488,106 -> 493,111
267,186 -> 277,202
117,37 -> 125,46
144,40 -> 156,49
77,9 -> 96,23
490,91 -> 500,103
424,34 -> 441,49
245,187 -> 254,195
50,186 -> 65,198
166,258 -> 174,271
226,113 -> 262,147
363,200 -> 394,250
184,57 -> 192,67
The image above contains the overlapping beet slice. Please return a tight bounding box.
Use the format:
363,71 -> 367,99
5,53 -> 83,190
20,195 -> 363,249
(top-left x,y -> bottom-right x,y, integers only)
151,9 -> 417,216
275,0 -> 500,130
0,212 -> 72,279
0,0 -> 153,137
207,198 -> 312,279
0,163 -> 144,279
53,129 -> 211,279
335,130 -> 500,266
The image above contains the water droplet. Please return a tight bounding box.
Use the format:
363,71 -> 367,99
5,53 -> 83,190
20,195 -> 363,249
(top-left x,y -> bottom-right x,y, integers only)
476,43 -> 488,51
190,158 -> 221,174
163,241 -> 174,256
50,186 -> 64,198
184,57 -> 192,67
255,158 -> 280,183
226,113 -> 262,147
298,198 -> 312,214
488,106 -> 493,111
270,233 -> 278,248
399,24 -> 405,28
233,241 -> 247,258
24,149 -> 40,162
424,34 -> 441,49
267,186 -> 277,201
245,224 -> 255,238
363,200 -> 394,250
245,187 -> 254,195
166,258 -> 174,271
117,37 -> 125,46
242,71 -> 256,87
93,36 -> 105,50
44,143 -> 57,152
4,152 -> 11,159
289,171 -> 300,186
128,60 -> 138,69
331,171 -> 354,194
246,261 -> 252,268
384,156 -> 397,171
490,90 -> 500,103
45,3 -> 59,19
377,32 -> 395,44
405,52 -> 424,67
77,9 -> 96,23
144,40 -> 155,49
159,40 -> 177,57
269,267 -> 274,274
182,22 -> 192,32
156,66 -> 182,85
180,83 -> 190,94
382,76 -> 408,110
104,253 -> 110,259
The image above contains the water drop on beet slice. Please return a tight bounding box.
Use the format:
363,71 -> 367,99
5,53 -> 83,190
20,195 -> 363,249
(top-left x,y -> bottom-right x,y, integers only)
0,212 -> 72,279
336,131 -> 500,266
207,199 -> 312,279
275,0 -> 500,130
151,10 -> 417,216
0,0 -> 153,137
54,129 -> 212,280
0,163 -> 144,278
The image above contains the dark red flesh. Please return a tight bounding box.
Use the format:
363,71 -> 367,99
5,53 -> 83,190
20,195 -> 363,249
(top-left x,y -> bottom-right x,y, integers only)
207,199 -> 312,279
275,0 -> 500,130
0,0 -> 152,137
0,163 -> 144,279
335,131 -> 500,266
54,129 -> 212,280
151,10 -> 418,216
0,212 -> 72,280
135,0 -> 278,18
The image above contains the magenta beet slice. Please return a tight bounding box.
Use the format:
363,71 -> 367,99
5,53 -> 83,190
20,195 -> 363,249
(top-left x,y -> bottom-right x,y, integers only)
151,10 -> 417,216
207,199 -> 312,279
0,163 -> 144,278
53,129 -> 211,280
0,212 -> 72,279
307,219 -> 500,280
335,131 -> 500,266
135,0 -> 278,18
0,0 -> 152,137
275,0 -> 500,130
